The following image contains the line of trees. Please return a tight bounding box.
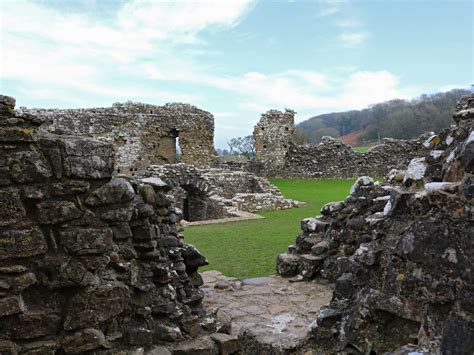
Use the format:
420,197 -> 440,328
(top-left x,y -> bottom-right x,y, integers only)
298,89 -> 470,144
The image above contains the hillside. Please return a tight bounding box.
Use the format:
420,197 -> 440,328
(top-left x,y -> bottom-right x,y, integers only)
297,88 -> 470,145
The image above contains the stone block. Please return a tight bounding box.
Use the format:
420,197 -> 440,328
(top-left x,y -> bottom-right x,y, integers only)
36,200 -> 82,224
0,127 -> 37,142
8,150 -> 52,183
172,336 -> 218,355
0,227 -> 47,260
19,340 -> 58,354
112,223 -> 133,240
64,283 -> 129,330
0,340 -> 19,355
62,328 -> 106,354
0,188 -> 25,227
62,137 -> 115,179
128,328 -> 153,346
153,324 -> 183,342
210,333 -> 241,355
86,178 -> 135,206
8,312 -> 61,339
59,228 -> 113,255
0,295 -> 25,317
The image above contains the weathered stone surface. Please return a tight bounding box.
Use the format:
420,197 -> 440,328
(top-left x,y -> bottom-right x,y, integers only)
0,188 -> 25,227
250,110 -> 428,178
63,137 -> 115,179
8,151 -> 52,183
0,296 -> 25,317
62,328 -> 107,353
276,94 -> 474,354
59,228 -> 113,255
5,312 -> 62,340
64,283 -> 130,330
210,333 -> 240,354
0,96 -> 212,353
0,340 -> 19,355
19,340 -> 58,354
36,200 -> 82,224
0,227 -> 47,260
20,101 -> 216,176
171,336 -> 217,355
147,164 -> 303,222
86,178 -> 135,206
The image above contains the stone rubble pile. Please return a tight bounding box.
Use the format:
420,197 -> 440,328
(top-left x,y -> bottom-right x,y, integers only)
146,164 -> 303,222
277,94 -> 473,353
0,95 -> 228,354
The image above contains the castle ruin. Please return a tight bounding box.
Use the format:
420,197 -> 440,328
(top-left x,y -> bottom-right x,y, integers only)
19,102 -> 216,177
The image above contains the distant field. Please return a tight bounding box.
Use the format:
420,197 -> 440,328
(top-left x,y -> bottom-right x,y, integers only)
184,179 -> 355,279
353,144 -> 376,153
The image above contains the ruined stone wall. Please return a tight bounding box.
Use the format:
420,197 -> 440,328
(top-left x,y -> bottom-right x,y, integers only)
0,96 -> 213,354
281,136 -> 428,178
19,102 -> 216,177
251,110 -> 428,178
253,109 -> 295,173
146,164 -> 303,221
276,95 -> 474,354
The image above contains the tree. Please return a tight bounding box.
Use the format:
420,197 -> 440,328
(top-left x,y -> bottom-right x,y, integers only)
227,136 -> 255,159
292,127 -> 310,145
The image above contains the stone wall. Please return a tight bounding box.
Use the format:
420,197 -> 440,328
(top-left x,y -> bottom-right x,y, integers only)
0,95 -> 213,353
276,94 -> 474,354
19,102 -> 216,177
146,164 -> 303,222
251,110 -> 428,178
253,109 -> 295,174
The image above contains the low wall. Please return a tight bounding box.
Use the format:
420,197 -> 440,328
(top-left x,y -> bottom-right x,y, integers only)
251,136 -> 428,178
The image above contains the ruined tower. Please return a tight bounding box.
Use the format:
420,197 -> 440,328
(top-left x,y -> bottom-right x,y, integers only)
253,109 -> 295,174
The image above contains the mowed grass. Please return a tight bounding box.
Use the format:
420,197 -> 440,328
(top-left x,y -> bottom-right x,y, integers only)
184,179 -> 355,279
353,145 -> 375,153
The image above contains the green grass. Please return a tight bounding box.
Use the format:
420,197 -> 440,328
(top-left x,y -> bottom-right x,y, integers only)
353,145 -> 375,153
184,179 -> 355,279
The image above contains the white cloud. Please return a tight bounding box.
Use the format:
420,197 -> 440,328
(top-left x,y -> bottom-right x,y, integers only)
336,19 -> 362,28
338,31 -> 368,47
318,7 -> 340,17
0,0 -> 256,104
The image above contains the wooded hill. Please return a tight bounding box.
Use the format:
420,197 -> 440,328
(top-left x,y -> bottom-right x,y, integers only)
297,88 -> 470,145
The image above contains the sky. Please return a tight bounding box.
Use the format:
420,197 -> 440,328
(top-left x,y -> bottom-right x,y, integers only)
0,0 -> 473,148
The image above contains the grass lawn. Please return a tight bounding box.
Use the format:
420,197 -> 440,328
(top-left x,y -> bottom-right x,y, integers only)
353,145 -> 375,153
184,179 -> 355,279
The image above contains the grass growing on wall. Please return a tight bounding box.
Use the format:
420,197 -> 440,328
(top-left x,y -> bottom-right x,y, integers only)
184,179 -> 355,279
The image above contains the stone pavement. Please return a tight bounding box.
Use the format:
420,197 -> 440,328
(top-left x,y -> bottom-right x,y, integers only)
201,271 -> 333,352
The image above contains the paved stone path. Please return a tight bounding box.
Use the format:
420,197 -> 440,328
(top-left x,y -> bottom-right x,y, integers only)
201,271 -> 333,352
182,211 -> 264,226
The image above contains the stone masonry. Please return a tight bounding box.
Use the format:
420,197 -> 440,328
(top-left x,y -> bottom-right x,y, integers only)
253,109 -> 295,175
276,94 -> 474,354
0,95 -> 224,354
251,110 -> 428,178
146,164 -> 303,222
19,102 -> 216,177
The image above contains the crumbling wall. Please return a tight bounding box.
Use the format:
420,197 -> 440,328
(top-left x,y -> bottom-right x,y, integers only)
0,95 -> 212,353
276,94 -> 474,354
19,102 -> 216,177
146,164 -> 303,221
251,110 -> 428,178
282,136 -> 427,178
253,109 -> 295,175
